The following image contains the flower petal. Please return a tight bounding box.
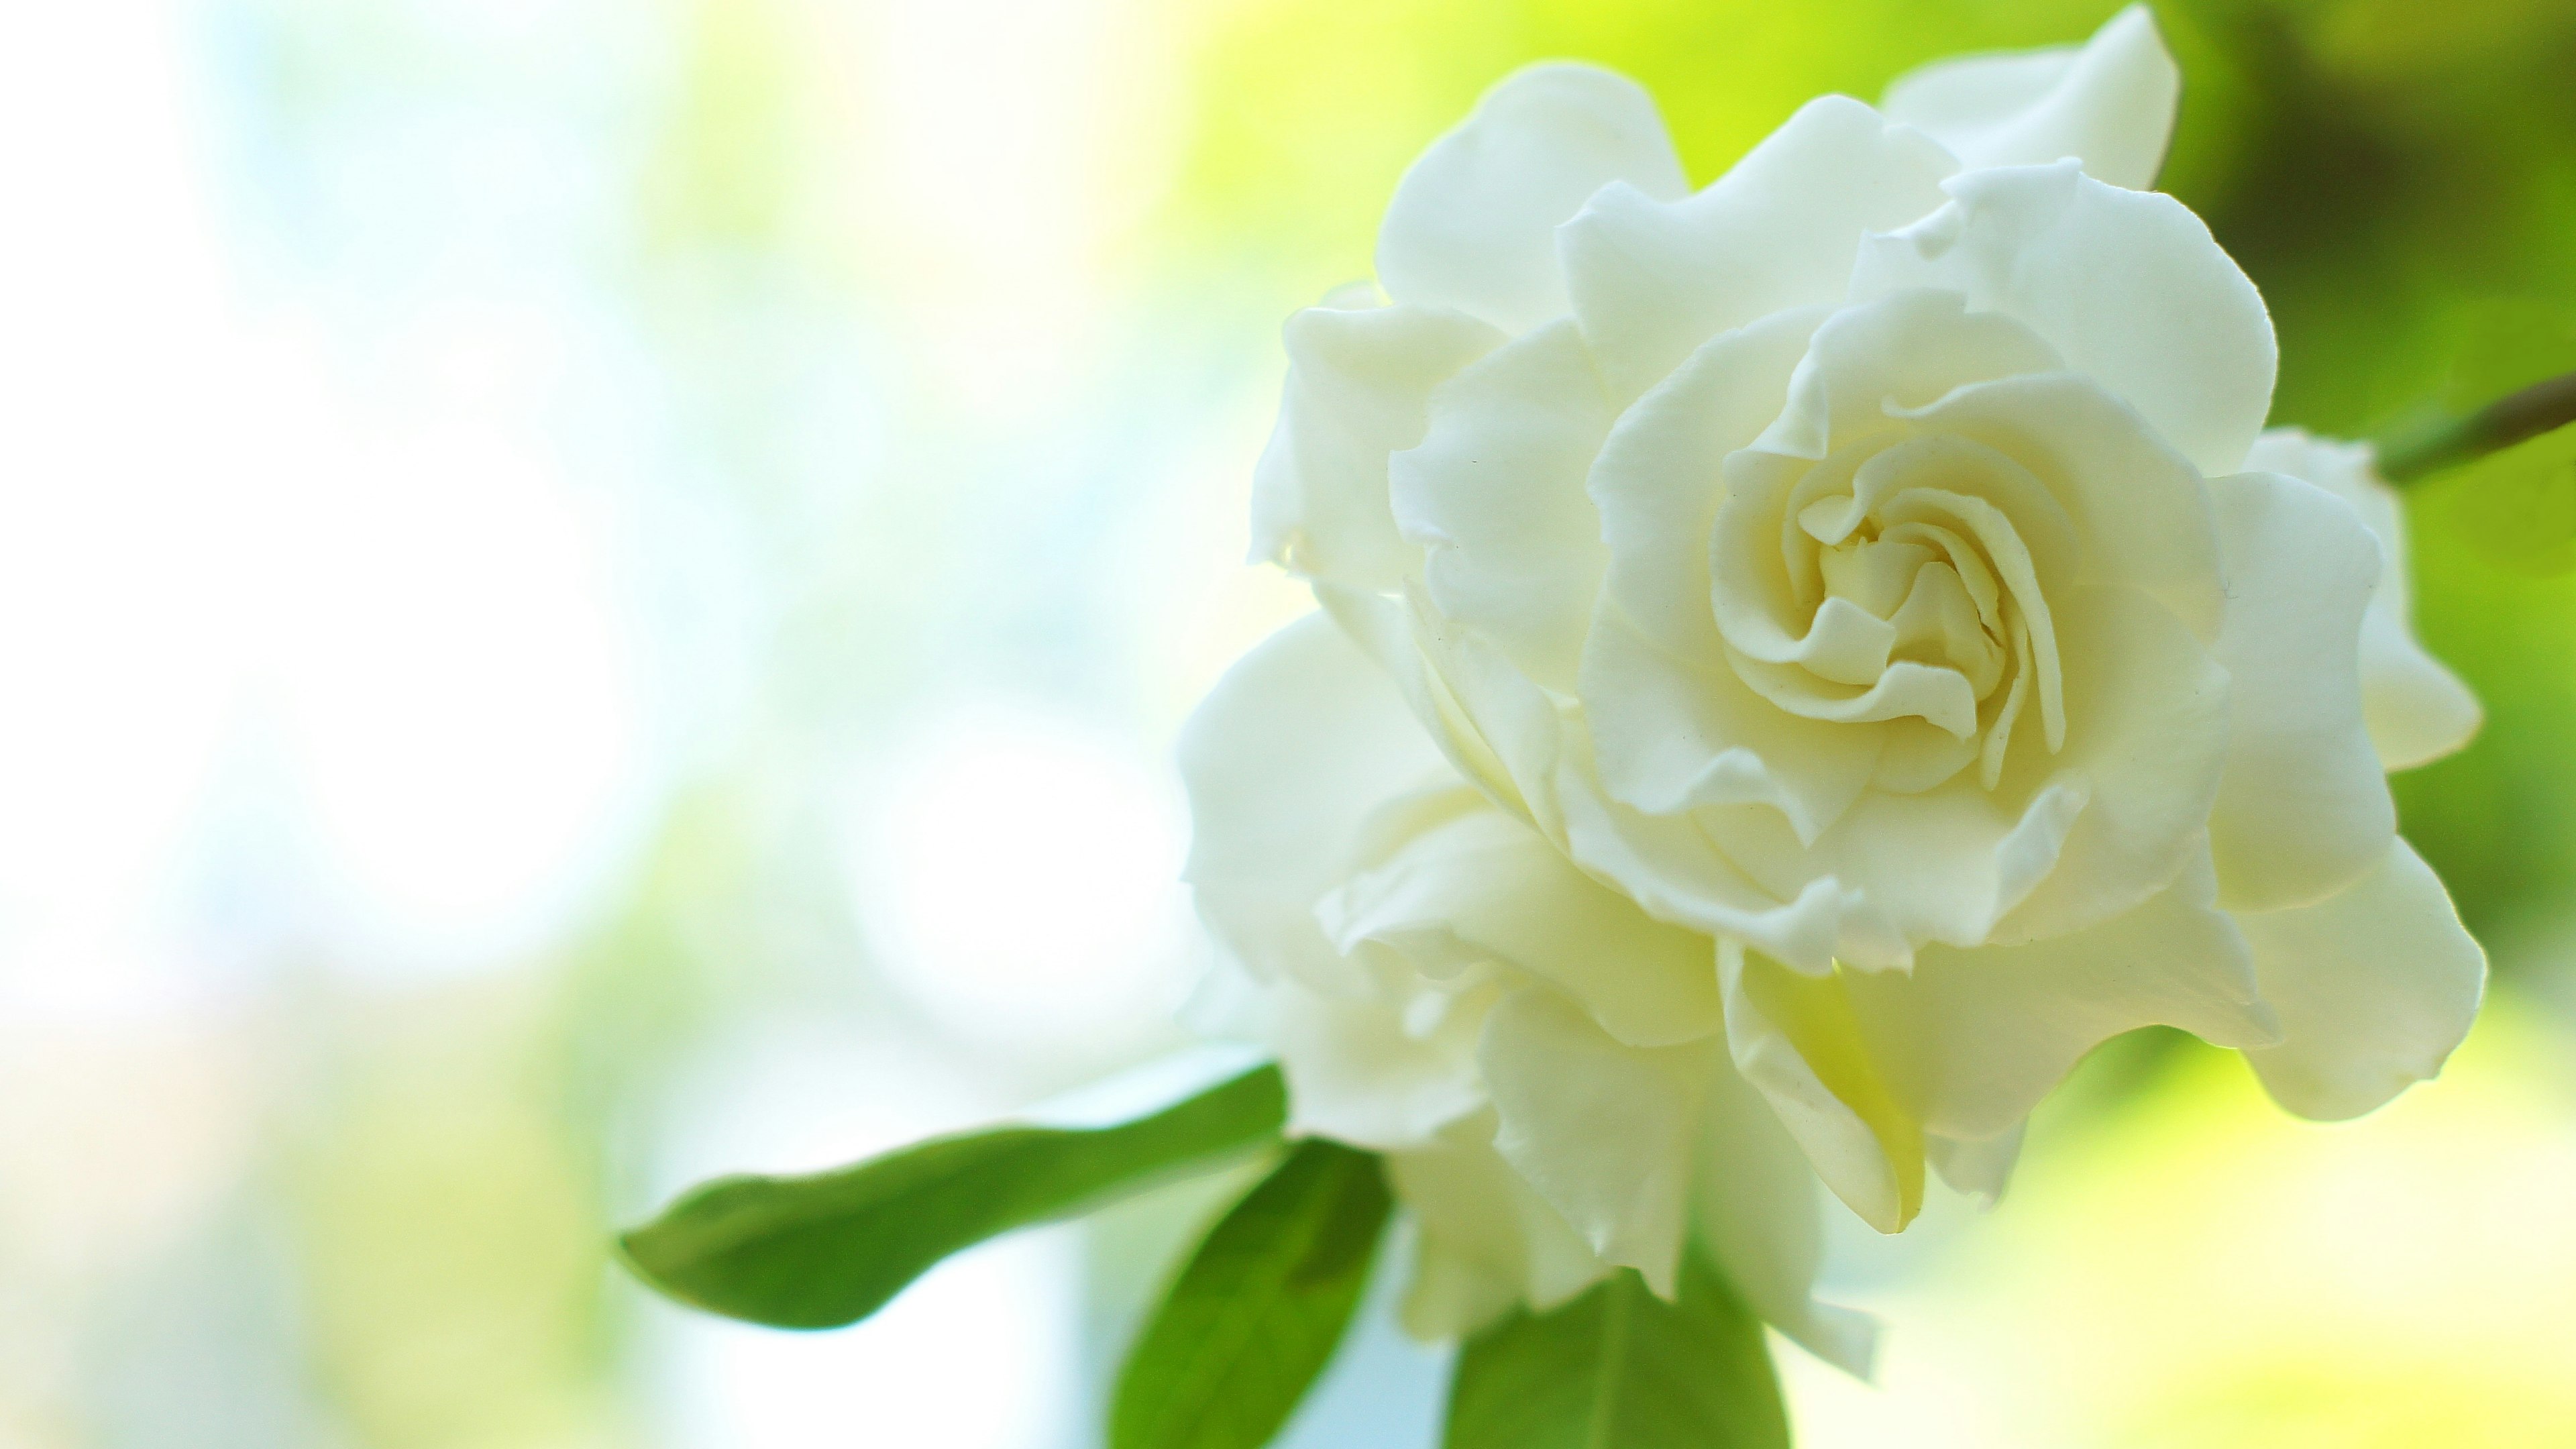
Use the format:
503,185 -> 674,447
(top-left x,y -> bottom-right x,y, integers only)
1589,305 -> 1827,662
1719,942 -> 1925,1234
1178,612 -> 1452,985
1265,972 -> 1492,1149
1843,847 -> 2277,1140
1693,1059 -> 1879,1375
1252,297 -> 1506,594
2238,837 -> 2486,1120
1481,987 -> 1709,1295
1898,372 -> 2226,641
1318,802 -> 1723,1049
1561,95 -> 1954,403
1991,584 -> 2230,942
1881,5 -> 2179,191
1854,162 -> 2275,478
1377,64 -> 1686,335
1391,320 -> 1615,689
2244,429 -> 2483,768
2205,470 -> 2396,912
1582,605 -> 1884,847
1390,1111 -> 1611,1338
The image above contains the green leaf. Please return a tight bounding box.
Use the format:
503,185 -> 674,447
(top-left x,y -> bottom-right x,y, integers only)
619,1065 -> 1287,1330
1442,1255 -> 1788,1449
2446,425 -> 2576,576
1110,1139 -> 1392,1449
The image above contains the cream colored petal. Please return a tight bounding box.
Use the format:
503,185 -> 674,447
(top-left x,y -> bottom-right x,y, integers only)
1843,847 -> 2278,1141
1377,64 -> 1686,335
1882,5 -> 2178,191
1265,973 -> 1491,1150
1553,737 -> 1907,973
1389,1110 -> 1611,1339
2206,470 -> 2396,912
1320,582 -> 1572,844
1719,942 -> 1925,1234
1481,987 -> 1709,1295
1318,802 -> 1722,1049
1748,287 -> 2063,462
1582,605 -> 1884,847
1589,305 -> 1827,662
1991,583 -> 2230,943
1926,1126 -> 2025,1207
1898,373 -> 2226,641
1391,320 -> 1615,690
1560,95 -> 1955,402
2243,429 -> 2483,768
2239,837 -> 2485,1121
1179,611 -> 1452,985
1252,298 -> 1505,594
1854,162 -> 2275,478
1694,1058 -> 1879,1375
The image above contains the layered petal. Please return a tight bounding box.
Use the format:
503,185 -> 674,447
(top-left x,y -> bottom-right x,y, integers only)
2238,838 -> 2486,1121
2244,428 -> 2482,768
1319,800 -> 1722,1049
1377,64 -> 1686,334
1265,970 -> 1494,1149
2205,470 -> 2396,911
1854,161 -> 2275,477
1842,847 -> 2278,1141
1179,611 -> 1451,985
1561,95 -> 1954,401
1252,295 -> 1505,593
1693,1059 -> 1878,1375
1719,941 -> 1925,1233
1392,319 -> 1616,689
1881,5 -> 2179,191
1481,987 -> 1709,1294
1590,305 -> 1827,661
1391,1111 -> 1613,1338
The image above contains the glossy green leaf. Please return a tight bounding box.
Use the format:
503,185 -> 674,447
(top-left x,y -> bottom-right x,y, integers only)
1442,1254 -> 1788,1449
619,1065 -> 1286,1329
1111,1139 -> 1391,1449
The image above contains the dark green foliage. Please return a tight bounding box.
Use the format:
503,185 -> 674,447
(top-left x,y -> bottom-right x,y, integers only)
1110,1139 -> 1393,1449
1443,1256 -> 1788,1449
618,1066 -> 1286,1329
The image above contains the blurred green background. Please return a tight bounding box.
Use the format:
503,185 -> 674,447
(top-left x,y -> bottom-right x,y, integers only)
5,0 -> 2575,1444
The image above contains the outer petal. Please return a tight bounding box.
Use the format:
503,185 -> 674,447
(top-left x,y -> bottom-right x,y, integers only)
1693,1059 -> 1878,1376
1390,1111 -> 1611,1338
1377,64 -> 1686,335
1265,972 -> 1493,1150
1719,942 -> 1925,1234
1178,612 -> 1452,985
2205,470 -> 2396,912
1391,320 -> 1615,690
1842,847 -> 2279,1141
1318,802 -> 1723,1049
1881,5 -> 2179,191
2244,429 -> 2483,768
1560,95 -> 1955,402
1854,162 -> 2276,478
1481,987 -> 1709,1295
1252,297 -> 1505,593
2238,837 -> 2485,1120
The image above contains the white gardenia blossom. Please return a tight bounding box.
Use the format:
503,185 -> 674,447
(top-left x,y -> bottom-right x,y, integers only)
1182,5 -> 2485,1364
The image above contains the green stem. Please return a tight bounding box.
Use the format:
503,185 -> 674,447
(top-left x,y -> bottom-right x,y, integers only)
2375,368 -> 2576,484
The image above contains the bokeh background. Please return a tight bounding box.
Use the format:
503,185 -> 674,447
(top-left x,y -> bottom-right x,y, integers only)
7,0 -> 2576,1444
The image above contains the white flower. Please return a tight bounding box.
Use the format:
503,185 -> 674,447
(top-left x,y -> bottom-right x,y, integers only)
1187,5 -> 2485,1346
